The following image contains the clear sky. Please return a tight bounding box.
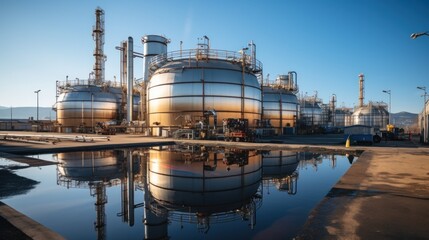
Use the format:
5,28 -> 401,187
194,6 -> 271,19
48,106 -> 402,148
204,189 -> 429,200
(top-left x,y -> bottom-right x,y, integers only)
1,0 -> 428,113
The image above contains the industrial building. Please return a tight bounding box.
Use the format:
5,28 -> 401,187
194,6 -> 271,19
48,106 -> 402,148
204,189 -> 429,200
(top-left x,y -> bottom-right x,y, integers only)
52,8 -> 301,138
51,8 -> 392,139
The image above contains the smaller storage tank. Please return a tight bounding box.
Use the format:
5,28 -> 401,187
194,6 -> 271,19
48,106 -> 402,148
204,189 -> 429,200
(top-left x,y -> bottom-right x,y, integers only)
351,102 -> 389,129
55,83 -> 120,132
55,80 -> 140,133
299,96 -> 323,131
334,108 -> 353,127
262,73 -> 299,135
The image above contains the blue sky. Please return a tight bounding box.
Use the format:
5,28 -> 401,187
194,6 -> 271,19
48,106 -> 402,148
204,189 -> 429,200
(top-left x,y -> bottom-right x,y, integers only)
0,0 -> 428,113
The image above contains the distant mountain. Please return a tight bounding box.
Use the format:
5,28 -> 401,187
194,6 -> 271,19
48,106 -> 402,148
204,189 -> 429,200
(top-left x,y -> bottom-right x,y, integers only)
0,106 -> 56,120
391,112 -> 418,128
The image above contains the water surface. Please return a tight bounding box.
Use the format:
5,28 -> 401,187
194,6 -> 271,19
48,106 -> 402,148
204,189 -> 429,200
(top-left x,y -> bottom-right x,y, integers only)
1,145 -> 356,239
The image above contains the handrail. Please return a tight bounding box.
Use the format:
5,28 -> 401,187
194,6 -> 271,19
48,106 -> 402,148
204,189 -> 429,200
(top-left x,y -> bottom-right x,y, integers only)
148,49 -> 263,76
56,79 -> 124,88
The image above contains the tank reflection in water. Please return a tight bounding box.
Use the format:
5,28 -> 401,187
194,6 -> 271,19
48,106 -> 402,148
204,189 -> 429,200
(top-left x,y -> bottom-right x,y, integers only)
2,145 -> 357,240
144,145 -> 262,237
56,149 -> 143,239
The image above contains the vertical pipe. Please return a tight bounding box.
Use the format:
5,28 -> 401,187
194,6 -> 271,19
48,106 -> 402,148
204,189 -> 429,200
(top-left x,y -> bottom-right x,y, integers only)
120,41 -> 127,121
127,150 -> 134,226
249,41 -> 256,70
358,74 -> 364,108
279,93 -> 283,134
120,41 -> 127,89
288,71 -> 297,92
127,37 -> 133,124
91,93 -> 94,132
241,51 -> 246,119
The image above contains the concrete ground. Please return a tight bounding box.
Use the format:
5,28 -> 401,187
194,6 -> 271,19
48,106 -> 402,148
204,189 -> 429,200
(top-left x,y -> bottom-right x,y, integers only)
0,131 -> 428,239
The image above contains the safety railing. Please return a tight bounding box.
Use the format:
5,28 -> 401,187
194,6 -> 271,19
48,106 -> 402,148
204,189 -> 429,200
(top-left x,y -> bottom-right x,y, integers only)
148,49 -> 263,75
56,79 -> 124,88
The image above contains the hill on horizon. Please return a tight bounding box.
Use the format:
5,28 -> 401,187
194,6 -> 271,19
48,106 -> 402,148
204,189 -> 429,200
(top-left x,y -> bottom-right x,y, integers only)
0,106 -> 56,120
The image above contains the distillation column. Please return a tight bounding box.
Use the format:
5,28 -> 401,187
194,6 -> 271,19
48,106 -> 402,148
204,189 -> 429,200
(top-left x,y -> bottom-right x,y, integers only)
358,73 -> 365,107
93,7 -> 106,85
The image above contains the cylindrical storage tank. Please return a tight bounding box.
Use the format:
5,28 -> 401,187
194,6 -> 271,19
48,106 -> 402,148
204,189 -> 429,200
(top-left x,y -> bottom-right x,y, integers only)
300,100 -> 323,127
142,35 -> 169,81
56,85 -> 120,131
147,50 -> 262,129
262,86 -> 299,135
351,104 -> 389,129
334,109 -> 352,127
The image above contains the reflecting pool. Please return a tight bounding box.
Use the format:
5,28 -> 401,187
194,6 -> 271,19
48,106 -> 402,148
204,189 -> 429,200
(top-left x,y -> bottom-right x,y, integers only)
1,145 -> 357,240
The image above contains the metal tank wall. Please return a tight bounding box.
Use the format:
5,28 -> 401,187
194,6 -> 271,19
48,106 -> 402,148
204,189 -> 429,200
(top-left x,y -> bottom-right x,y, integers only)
56,84 -> 120,132
147,48 -> 262,129
334,108 -> 353,127
351,102 -> 389,129
262,75 -> 299,135
300,100 -> 323,127
142,35 -> 169,81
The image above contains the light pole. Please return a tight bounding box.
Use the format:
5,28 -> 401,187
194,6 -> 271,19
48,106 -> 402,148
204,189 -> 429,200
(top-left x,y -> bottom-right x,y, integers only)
411,33 -> 428,142
382,90 -> 391,125
410,31 -> 429,39
34,90 -> 41,122
417,86 -> 427,143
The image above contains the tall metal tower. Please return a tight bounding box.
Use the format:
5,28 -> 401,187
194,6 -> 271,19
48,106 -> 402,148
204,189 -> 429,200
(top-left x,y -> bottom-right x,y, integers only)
93,7 -> 106,85
358,73 -> 365,107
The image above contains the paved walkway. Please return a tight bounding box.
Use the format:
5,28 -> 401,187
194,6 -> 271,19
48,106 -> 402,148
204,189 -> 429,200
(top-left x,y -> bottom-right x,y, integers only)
297,146 -> 429,239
